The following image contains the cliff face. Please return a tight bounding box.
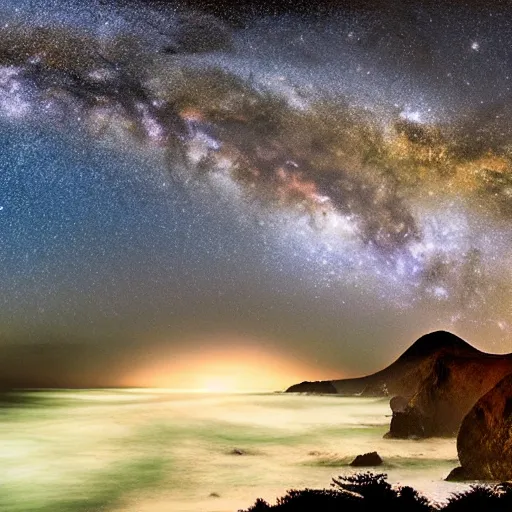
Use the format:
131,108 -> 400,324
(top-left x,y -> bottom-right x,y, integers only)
387,353 -> 512,438
447,372 -> 512,481
286,330 -> 485,397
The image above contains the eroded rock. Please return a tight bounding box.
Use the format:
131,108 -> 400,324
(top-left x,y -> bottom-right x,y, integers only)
452,372 -> 512,481
349,451 -> 383,467
387,352 -> 512,438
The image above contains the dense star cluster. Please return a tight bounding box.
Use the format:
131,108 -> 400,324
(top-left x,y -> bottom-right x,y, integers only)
0,0 -> 511,385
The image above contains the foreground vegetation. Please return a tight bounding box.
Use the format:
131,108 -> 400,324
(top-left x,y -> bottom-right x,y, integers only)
240,473 -> 512,512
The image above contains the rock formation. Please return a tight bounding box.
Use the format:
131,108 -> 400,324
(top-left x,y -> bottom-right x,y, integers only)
446,372 -> 512,481
286,380 -> 337,394
386,350 -> 512,438
287,330 -> 497,398
286,330 -> 512,439
389,395 -> 408,413
349,451 -> 383,467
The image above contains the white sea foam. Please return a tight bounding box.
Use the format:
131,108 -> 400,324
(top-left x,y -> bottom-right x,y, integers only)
0,390 -> 471,512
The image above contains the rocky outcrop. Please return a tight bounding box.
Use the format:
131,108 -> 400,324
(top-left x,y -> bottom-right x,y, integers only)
287,330 -> 497,398
386,352 -> 512,438
445,466 -> 470,481
447,372 -> 512,481
286,380 -> 337,394
389,395 -> 408,413
386,405 -> 426,439
349,451 -> 383,467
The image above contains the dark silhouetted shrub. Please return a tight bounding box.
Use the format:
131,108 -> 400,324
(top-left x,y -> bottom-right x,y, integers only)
241,474 -> 512,511
239,473 -> 432,512
443,484 -> 512,512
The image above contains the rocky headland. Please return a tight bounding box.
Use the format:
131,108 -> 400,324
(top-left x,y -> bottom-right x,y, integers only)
386,342 -> 512,438
287,330 -> 512,440
287,331 -> 511,395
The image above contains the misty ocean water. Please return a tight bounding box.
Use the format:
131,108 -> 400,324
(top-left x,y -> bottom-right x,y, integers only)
0,390 -> 471,512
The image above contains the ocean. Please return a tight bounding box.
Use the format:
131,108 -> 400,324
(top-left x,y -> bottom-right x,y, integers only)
0,390 -> 471,512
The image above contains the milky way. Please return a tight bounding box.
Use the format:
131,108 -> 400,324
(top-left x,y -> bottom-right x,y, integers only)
0,0 -> 511,385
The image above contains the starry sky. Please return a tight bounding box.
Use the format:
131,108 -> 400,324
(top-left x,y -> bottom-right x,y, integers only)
0,0 -> 511,389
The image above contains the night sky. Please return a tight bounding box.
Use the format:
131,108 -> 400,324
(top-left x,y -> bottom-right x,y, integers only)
1,0 -> 511,389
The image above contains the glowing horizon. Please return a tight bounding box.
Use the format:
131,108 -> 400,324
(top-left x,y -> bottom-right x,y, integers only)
119,333 -> 340,391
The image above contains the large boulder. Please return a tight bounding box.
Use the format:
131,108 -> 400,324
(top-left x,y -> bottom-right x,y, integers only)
386,394 -> 427,441
386,353 -> 512,438
445,466 -> 471,482
349,451 -> 383,467
450,372 -> 512,481
386,406 -> 426,439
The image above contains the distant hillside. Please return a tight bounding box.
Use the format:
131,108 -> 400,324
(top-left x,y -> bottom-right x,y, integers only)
286,330 -> 505,398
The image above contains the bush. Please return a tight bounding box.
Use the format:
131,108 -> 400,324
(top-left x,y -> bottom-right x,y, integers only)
240,473 -> 512,511
443,484 -> 512,512
239,473 -> 433,512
